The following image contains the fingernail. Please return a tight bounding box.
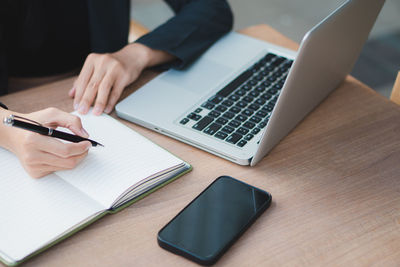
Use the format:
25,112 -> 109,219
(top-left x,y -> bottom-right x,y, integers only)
93,107 -> 102,116
78,104 -> 88,114
69,87 -> 75,96
104,106 -> 112,114
74,103 -> 79,110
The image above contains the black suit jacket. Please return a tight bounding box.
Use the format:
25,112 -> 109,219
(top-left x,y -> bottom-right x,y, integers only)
0,0 -> 233,95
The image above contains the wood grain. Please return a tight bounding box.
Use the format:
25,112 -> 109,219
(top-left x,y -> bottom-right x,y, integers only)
1,25 -> 400,267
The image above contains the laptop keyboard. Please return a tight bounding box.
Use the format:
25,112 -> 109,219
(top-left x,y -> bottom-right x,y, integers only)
179,53 -> 293,148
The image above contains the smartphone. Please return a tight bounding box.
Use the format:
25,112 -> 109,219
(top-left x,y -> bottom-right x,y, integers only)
157,176 -> 272,265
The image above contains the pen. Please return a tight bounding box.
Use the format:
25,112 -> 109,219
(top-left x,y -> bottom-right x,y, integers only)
3,115 -> 104,147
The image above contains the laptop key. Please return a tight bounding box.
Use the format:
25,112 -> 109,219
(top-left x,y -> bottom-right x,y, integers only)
264,65 -> 275,72
180,118 -> 189,125
222,125 -> 235,134
242,109 -> 254,117
194,108 -> 203,113
217,70 -> 252,97
244,133 -> 254,141
255,98 -> 266,105
237,127 -> 249,135
235,89 -> 246,96
248,104 -> 260,111
228,120 -> 241,128
204,123 -> 222,135
251,128 -> 261,135
209,95 -> 223,104
256,110 -> 269,117
255,86 -> 266,92
208,111 -> 221,118
243,121 -> 256,129
222,111 -> 235,119
258,121 -> 267,128
229,106 -> 241,113
249,91 -> 260,97
243,96 -> 254,103
235,114 -> 248,122
201,102 -> 215,110
187,113 -> 201,121
215,105 -> 227,113
249,116 -> 262,123
262,81 -> 272,87
236,101 -> 247,108
237,140 -> 247,147
263,53 -> 277,62
215,131 -> 228,140
242,85 -> 252,91
271,57 -> 286,66
261,93 -> 272,100
216,117 -> 228,125
226,133 -> 242,144
222,99 -> 234,106
229,94 -> 240,101
262,106 -> 273,112
193,116 -> 213,131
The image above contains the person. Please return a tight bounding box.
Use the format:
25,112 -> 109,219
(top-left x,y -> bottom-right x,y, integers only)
0,0 -> 233,178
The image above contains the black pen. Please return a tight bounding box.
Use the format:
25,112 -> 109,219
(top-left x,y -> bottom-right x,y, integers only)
3,115 -> 104,147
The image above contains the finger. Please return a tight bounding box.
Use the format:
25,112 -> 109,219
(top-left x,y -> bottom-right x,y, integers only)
38,149 -> 89,169
37,137 -> 92,158
104,75 -> 128,114
93,71 -> 116,115
74,54 -> 96,110
29,149 -> 89,174
41,108 -> 89,137
78,68 -> 106,115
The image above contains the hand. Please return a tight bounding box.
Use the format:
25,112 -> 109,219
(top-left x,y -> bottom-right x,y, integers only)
69,43 -> 175,116
4,108 -> 92,178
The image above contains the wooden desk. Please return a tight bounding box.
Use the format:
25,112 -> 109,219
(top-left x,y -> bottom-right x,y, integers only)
1,25 -> 400,266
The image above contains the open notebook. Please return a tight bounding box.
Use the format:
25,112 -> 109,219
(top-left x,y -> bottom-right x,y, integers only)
0,113 -> 191,266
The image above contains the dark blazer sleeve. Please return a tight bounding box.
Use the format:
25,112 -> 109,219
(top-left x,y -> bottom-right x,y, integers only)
135,0 -> 233,69
0,2 -> 8,95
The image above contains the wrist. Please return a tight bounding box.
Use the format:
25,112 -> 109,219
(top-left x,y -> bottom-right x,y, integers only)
0,109 -> 22,153
115,43 -> 152,72
117,42 -> 176,70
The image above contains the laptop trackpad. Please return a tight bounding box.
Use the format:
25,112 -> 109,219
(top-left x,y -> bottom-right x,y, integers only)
160,59 -> 233,95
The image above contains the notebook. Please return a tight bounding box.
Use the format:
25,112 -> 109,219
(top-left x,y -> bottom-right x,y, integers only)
0,113 -> 191,266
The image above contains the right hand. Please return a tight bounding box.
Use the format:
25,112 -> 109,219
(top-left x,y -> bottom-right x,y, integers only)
7,108 -> 92,178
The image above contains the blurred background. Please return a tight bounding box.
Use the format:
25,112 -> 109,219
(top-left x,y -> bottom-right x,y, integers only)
131,0 -> 400,98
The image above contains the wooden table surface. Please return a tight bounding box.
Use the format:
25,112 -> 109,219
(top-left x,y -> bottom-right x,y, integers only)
1,25 -> 400,267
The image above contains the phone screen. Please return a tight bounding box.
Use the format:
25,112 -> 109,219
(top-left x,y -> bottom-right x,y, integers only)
158,176 -> 271,265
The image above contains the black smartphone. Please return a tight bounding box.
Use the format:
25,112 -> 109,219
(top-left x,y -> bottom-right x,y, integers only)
157,176 -> 272,265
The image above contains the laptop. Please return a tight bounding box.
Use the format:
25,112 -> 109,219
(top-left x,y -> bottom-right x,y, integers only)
116,0 -> 385,166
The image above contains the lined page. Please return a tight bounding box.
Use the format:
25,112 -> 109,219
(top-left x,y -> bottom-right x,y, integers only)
0,149 -> 105,262
57,113 -> 184,208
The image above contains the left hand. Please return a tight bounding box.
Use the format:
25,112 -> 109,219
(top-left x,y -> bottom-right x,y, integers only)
69,43 -> 151,115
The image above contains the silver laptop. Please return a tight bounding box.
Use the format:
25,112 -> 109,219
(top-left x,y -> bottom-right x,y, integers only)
116,0 -> 384,166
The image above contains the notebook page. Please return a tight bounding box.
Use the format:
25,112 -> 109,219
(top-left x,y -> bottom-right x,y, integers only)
0,149 -> 105,262
57,113 -> 184,208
